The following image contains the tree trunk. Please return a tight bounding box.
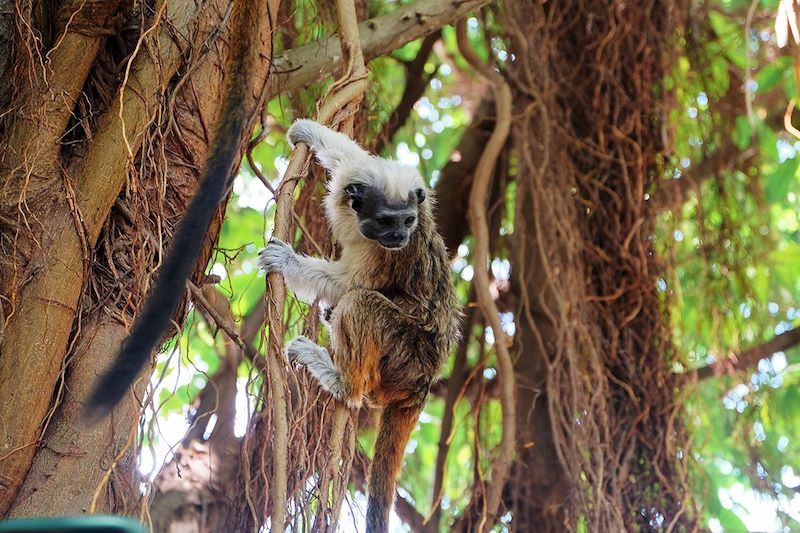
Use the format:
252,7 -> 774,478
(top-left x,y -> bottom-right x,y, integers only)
503,1 -> 693,530
0,0 -> 276,516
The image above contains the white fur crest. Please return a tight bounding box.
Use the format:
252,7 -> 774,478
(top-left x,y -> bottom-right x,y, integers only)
286,119 -> 428,244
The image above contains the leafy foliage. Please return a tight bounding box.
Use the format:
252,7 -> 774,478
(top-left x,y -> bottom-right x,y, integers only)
661,0 -> 800,529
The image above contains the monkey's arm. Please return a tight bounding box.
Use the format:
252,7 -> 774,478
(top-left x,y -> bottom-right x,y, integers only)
287,119 -> 371,175
258,239 -> 347,305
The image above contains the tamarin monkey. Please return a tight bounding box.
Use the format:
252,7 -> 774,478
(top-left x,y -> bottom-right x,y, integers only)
258,120 -> 461,533
86,0 -> 261,418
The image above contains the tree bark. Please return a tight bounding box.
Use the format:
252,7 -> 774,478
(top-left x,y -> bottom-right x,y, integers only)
500,1 -> 692,530
8,314 -> 142,517
0,0 -> 276,516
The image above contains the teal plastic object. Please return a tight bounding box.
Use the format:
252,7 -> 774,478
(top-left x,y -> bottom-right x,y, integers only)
0,515 -> 145,533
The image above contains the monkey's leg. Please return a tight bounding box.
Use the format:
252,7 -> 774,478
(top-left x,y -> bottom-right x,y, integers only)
332,289 -> 429,533
289,289 -> 387,407
327,289 -> 419,407
292,289 -> 419,407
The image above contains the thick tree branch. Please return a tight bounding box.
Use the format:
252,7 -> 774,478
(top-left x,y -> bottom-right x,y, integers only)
0,0 -> 226,514
0,0 -> 121,208
691,327 -> 800,381
269,0 -> 493,98
0,0 -> 277,514
7,315 -> 142,516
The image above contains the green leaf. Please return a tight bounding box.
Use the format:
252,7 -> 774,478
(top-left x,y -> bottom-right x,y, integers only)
709,11 -> 738,40
758,126 -> 780,162
732,116 -> 751,150
756,57 -> 791,93
766,158 -> 798,203
159,383 -> 200,414
753,266 -> 769,302
710,56 -> 731,95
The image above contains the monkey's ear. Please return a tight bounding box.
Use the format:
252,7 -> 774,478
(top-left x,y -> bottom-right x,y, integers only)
415,188 -> 426,204
344,183 -> 366,211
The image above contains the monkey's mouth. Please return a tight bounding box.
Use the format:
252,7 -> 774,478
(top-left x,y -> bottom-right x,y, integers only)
377,240 -> 408,250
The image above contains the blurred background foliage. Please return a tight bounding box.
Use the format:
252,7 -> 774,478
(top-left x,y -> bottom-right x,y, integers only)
663,1 -> 800,530
144,0 -> 800,530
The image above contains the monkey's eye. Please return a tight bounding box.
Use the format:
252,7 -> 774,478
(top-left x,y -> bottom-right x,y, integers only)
404,216 -> 416,227
376,216 -> 391,227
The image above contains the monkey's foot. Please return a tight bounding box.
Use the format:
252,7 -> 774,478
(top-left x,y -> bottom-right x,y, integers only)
286,336 -> 361,408
285,336 -> 324,365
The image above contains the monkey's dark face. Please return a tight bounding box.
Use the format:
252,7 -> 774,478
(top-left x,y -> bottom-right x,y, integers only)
343,183 -> 425,250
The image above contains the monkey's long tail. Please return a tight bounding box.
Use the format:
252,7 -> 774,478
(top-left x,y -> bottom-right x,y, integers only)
84,0 -> 258,420
366,403 -> 421,533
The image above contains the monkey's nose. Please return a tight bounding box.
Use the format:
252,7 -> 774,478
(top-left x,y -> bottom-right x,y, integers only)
380,231 -> 407,249
385,231 -> 404,244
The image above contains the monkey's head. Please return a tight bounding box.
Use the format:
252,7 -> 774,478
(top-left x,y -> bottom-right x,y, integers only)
323,153 -> 430,250
338,178 -> 426,250
285,119 -> 430,249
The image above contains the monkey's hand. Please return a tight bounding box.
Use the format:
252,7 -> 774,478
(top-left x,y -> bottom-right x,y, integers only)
286,119 -> 370,174
286,119 -> 322,148
257,238 -> 295,275
259,239 -> 346,304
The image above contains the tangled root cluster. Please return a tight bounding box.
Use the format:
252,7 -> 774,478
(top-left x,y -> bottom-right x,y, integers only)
503,1 -> 694,530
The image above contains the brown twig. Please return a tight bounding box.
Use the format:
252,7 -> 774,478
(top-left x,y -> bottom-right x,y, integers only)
455,17 -> 515,530
263,1 -> 369,527
691,327 -> 800,381
313,1 -> 369,529
182,285 -> 242,444
264,168 -> 297,531
188,282 -> 256,360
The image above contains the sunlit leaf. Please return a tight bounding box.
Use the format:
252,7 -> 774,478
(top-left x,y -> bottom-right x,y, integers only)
766,158 -> 798,203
